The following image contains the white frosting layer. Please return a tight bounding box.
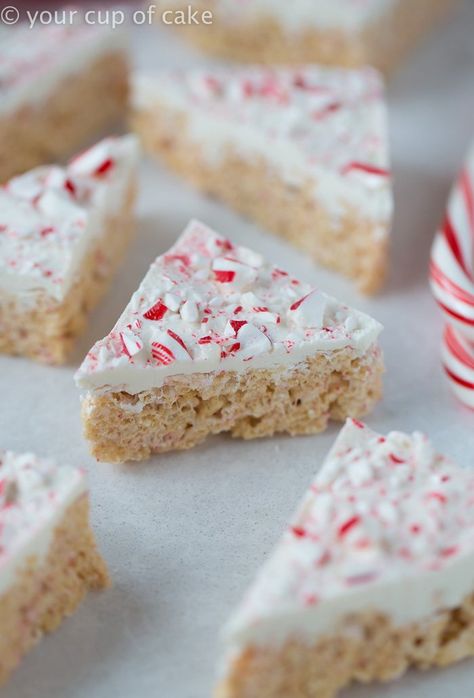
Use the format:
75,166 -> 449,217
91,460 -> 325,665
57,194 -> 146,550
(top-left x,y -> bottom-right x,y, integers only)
75,220 -> 382,395
0,450 -> 86,596
133,67 -> 392,224
0,135 -> 139,301
0,24 -> 126,115
176,0 -> 397,33
223,420 -> 474,655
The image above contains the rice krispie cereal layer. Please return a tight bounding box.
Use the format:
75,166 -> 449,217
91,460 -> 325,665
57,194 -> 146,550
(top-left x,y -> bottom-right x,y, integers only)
160,0 -> 456,74
0,496 -> 109,685
217,596 -> 474,698
81,346 -> 383,462
0,31 -> 128,183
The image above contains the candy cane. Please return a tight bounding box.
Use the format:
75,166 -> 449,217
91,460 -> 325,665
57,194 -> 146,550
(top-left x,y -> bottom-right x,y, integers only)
430,144 -> 474,409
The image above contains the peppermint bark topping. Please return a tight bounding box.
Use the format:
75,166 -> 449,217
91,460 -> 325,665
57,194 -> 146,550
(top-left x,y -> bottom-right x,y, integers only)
225,420 -> 474,645
136,65 -> 391,210
0,136 -> 138,300
76,220 -> 383,393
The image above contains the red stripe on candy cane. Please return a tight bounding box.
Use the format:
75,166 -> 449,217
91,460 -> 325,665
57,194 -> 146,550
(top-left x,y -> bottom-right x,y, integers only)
443,365 -> 474,391
436,300 -> 474,327
430,144 -> 474,408
444,326 -> 474,371
430,261 -> 474,306
443,216 -> 473,282
461,169 -> 474,246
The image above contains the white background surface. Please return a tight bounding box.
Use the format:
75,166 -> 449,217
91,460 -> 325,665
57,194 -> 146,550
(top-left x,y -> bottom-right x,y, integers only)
2,6 -> 474,697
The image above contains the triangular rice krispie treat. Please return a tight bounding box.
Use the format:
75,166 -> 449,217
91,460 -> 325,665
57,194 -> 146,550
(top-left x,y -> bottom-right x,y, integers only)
0,135 -> 139,364
0,450 -> 109,685
75,220 -> 383,462
132,65 -> 392,293
218,419 -> 474,698
0,24 -> 128,182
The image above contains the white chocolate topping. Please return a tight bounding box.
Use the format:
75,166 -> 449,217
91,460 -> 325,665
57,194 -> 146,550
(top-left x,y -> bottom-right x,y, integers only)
75,220 -> 382,395
133,65 -> 392,224
223,419 -> 474,653
0,135 -> 139,301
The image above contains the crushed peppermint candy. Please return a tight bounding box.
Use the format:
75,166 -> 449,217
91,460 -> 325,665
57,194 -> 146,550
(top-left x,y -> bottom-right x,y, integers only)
224,419 -> 474,648
0,135 -> 139,301
75,220 -> 382,394
134,65 -> 392,220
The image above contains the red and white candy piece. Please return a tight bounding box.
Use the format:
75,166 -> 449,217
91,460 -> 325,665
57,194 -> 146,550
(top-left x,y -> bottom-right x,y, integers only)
289,289 -> 326,328
180,299 -> 199,323
69,139 -> 116,179
150,328 -> 192,366
143,300 -> 168,321
430,144 -> 474,408
441,326 -> 474,409
212,256 -> 257,288
235,322 -> 272,360
120,330 -> 143,359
